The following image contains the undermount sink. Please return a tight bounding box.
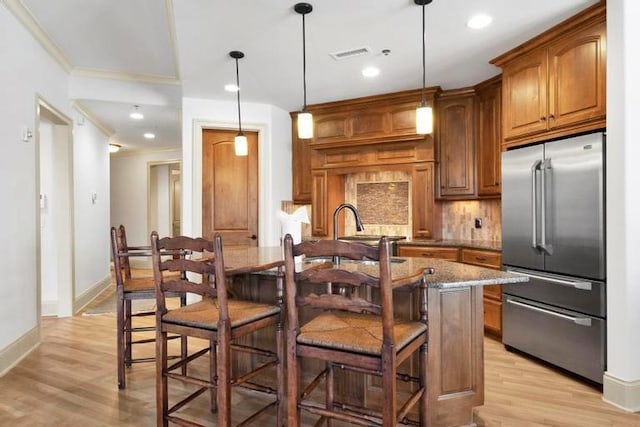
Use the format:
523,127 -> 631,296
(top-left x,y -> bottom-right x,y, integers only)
302,257 -> 406,265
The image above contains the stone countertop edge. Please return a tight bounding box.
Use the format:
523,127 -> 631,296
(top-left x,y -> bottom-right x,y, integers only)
398,239 -> 502,251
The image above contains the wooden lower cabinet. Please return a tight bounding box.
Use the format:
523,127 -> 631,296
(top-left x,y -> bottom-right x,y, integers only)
399,245 -> 504,335
460,248 -> 503,336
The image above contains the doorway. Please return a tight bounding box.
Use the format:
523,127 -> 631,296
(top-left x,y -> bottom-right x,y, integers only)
202,128 -> 258,247
148,161 -> 181,238
36,97 -> 74,318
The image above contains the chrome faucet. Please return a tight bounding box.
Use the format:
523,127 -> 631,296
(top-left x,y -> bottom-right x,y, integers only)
332,203 -> 364,264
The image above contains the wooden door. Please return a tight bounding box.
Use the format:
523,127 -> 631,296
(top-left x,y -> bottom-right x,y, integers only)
202,129 -> 258,247
502,49 -> 548,140
548,20 -> 606,130
437,93 -> 476,198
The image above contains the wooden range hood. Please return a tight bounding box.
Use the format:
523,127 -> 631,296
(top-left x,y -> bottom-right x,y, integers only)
298,88 -> 442,239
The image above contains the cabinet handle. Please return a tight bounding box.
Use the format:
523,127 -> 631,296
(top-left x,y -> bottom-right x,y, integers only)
540,116 -> 546,121
549,114 -> 555,120
475,256 -> 487,261
421,253 -> 433,257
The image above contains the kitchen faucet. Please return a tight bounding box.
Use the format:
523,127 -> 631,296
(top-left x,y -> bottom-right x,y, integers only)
332,203 -> 364,264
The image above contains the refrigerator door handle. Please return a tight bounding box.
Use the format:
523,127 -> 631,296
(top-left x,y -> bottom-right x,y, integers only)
505,268 -> 593,290
507,298 -> 592,327
531,160 -> 542,250
539,159 -> 552,255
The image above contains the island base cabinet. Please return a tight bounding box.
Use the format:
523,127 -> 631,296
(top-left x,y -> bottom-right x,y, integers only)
427,286 -> 484,427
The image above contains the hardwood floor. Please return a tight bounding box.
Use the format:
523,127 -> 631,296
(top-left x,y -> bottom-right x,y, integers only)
0,287 -> 638,426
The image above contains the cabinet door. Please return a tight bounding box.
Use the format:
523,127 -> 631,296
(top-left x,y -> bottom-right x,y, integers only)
502,49 -> 548,140
548,20 -> 606,129
476,82 -> 502,196
411,163 -> 439,239
311,171 -> 327,236
438,94 -> 476,198
292,121 -> 313,203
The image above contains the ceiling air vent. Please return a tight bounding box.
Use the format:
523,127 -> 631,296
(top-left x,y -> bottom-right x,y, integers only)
329,46 -> 372,61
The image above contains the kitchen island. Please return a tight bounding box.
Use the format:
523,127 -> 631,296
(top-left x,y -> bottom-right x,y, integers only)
224,246 -> 527,426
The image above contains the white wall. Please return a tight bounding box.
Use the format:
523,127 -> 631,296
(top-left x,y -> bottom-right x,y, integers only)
604,0 -> 640,411
110,149 -> 181,248
0,5 -> 69,350
72,113 -> 110,298
181,97 -> 291,246
0,4 -> 110,368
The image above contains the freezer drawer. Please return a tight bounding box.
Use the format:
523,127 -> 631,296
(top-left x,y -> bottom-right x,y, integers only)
503,267 -> 605,317
503,295 -> 605,384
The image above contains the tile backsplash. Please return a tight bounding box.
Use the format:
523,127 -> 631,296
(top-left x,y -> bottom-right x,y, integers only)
344,171 -> 412,237
283,174 -> 502,243
441,199 -> 501,241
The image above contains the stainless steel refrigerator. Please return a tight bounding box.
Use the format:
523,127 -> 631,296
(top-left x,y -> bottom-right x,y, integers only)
501,131 -> 606,384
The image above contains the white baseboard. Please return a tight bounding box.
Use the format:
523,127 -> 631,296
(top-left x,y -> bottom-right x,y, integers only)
40,299 -> 58,317
0,326 -> 40,377
74,274 -> 112,314
603,372 -> 640,412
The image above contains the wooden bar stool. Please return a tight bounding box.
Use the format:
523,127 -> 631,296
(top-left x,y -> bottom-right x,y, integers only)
151,232 -> 284,427
283,235 -> 430,426
110,225 -> 187,389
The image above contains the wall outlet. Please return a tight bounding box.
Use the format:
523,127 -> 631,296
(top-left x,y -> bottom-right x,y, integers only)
474,217 -> 482,229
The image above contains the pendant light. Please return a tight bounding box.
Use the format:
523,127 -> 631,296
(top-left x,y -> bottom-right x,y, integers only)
230,50 -> 248,156
415,0 -> 433,135
295,3 -> 313,139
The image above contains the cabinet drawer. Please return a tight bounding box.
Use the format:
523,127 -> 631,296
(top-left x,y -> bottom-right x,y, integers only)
483,284 -> 502,301
398,246 -> 459,261
461,248 -> 501,269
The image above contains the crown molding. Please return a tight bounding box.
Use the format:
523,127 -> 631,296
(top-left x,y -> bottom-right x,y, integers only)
110,146 -> 181,158
70,68 -> 180,85
165,0 -> 181,80
6,0 -> 180,86
71,100 -> 115,137
4,0 -> 73,73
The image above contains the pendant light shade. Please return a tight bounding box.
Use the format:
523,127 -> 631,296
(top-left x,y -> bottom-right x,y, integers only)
415,0 -> 433,135
295,3 -> 313,139
234,134 -> 248,156
230,50 -> 248,156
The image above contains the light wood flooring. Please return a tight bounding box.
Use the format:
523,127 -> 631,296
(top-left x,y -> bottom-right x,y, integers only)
0,286 -> 638,426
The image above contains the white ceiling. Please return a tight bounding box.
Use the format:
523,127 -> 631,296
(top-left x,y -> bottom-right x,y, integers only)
13,0 -> 599,153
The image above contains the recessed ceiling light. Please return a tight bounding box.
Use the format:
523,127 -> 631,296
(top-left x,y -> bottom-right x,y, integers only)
143,132 -> 155,139
467,14 -> 492,29
108,143 -> 121,153
224,83 -> 239,92
129,105 -> 144,120
362,66 -> 380,78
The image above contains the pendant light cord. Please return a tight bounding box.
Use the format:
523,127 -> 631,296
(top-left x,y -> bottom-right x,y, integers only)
421,2 -> 426,107
302,13 -> 308,111
235,57 -> 243,134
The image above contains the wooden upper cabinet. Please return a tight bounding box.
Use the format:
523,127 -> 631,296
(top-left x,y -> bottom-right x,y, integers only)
501,50 -> 548,140
476,77 -> 502,196
436,90 -> 476,199
548,21 -> 606,129
492,2 -> 606,148
291,114 -> 313,203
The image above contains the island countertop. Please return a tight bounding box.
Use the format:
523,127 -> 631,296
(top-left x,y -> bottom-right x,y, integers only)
221,246 -> 527,290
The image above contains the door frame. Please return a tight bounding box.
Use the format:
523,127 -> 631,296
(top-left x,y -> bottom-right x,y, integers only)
35,95 -> 75,318
147,159 -> 181,239
191,120 -> 270,243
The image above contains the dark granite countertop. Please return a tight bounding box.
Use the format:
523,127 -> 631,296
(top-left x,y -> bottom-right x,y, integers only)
398,239 -> 502,251
225,245 -> 526,290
